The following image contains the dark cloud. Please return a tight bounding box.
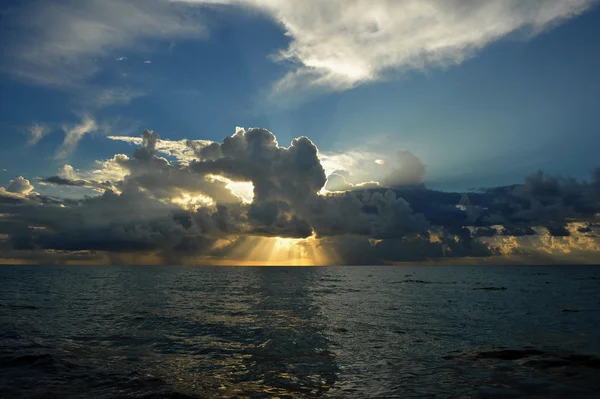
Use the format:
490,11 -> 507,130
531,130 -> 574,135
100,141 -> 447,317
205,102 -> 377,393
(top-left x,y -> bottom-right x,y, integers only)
191,128 -> 326,206
501,226 -> 536,237
2,128 -> 600,264
188,141 -> 223,161
545,224 -> 570,237
308,190 -> 430,238
40,176 -> 87,187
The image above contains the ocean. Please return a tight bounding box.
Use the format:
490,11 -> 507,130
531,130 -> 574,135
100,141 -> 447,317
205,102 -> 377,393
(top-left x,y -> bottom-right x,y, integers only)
1,265 -> 599,398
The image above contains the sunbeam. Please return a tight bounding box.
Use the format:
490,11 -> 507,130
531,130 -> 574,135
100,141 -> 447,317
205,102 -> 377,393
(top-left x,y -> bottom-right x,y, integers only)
209,233 -> 338,266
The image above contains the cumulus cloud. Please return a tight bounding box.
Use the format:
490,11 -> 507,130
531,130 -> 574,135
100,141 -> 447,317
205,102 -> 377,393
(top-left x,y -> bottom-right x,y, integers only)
324,172 -> 354,192
58,165 -> 79,180
39,176 -> 87,188
2,0 -> 595,105
0,176 -> 36,203
108,135 -> 212,165
180,0 -> 597,92
6,177 -> 35,196
308,189 -> 430,238
383,150 -> 426,187
322,149 -> 426,191
187,127 -> 328,237
190,128 -> 326,205
319,150 -> 385,178
4,127 -> 600,264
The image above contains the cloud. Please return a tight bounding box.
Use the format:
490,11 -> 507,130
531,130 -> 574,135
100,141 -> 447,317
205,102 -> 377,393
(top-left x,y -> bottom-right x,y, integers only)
27,123 -> 50,146
58,165 -> 79,180
6,176 -> 35,196
320,150 -> 383,176
324,172 -> 354,192
308,189 -> 430,239
85,87 -> 145,109
323,171 -> 380,192
108,135 -> 212,165
180,0 -> 597,93
0,176 -> 36,204
383,150 -> 426,187
188,127 -> 328,237
39,176 -> 87,187
320,150 -> 390,189
3,127 -> 600,264
190,127 -> 326,205
0,0 -> 207,87
55,115 -> 98,159
322,149 -> 425,191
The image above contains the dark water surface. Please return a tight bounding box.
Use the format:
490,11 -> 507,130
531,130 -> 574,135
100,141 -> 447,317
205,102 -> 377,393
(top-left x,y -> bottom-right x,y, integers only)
1,266 -> 600,398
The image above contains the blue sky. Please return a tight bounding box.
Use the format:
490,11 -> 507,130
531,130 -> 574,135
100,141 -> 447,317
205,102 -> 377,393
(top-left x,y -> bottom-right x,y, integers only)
1,0 -> 599,193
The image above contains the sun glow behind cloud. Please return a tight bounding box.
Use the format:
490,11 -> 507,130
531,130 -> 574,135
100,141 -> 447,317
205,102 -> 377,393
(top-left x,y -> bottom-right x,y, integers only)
210,233 -> 337,266
170,192 -> 214,210
206,174 -> 254,203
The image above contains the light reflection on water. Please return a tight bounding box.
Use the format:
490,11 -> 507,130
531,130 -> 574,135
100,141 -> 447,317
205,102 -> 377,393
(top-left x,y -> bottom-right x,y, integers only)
1,265 -> 600,398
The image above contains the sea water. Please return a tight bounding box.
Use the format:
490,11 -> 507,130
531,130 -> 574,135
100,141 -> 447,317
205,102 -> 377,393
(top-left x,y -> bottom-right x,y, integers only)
1,265 -> 599,398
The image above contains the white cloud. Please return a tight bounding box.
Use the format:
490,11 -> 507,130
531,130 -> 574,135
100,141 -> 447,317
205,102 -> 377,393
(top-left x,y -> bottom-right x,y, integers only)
107,135 -> 212,165
180,0 -> 597,91
6,176 -> 35,195
27,123 -> 50,146
56,115 -> 98,159
320,149 -> 387,184
116,56 -> 127,61
2,0 -> 207,86
90,155 -> 131,183
58,165 -> 80,180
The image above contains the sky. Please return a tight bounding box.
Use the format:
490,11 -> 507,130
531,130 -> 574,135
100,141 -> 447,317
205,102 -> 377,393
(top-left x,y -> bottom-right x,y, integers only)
1,0 -> 600,265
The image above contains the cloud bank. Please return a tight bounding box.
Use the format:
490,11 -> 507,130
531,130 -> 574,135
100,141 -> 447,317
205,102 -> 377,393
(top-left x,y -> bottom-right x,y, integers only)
2,127 -> 600,265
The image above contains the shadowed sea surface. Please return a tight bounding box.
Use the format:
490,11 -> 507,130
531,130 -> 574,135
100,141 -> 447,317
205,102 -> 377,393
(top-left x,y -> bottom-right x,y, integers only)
1,265 -> 600,398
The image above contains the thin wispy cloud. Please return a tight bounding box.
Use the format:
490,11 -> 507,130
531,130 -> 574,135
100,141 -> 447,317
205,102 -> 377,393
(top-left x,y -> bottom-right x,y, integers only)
3,0 -> 595,99
6,176 -> 35,196
55,115 -> 98,159
181,0 -> 597,93
0,0 -> 207,87
27,123 -> 50,146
